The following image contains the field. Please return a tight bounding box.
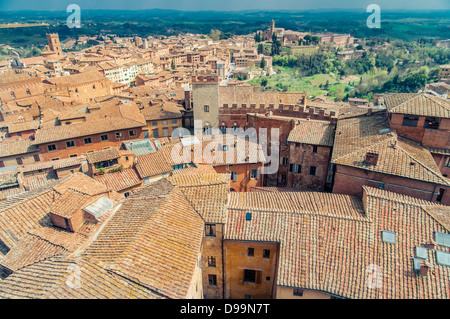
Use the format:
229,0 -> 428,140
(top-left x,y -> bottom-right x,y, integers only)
249,66 -> 359,99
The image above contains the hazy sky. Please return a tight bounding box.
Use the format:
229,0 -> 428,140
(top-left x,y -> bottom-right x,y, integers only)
0,0 -> 448,11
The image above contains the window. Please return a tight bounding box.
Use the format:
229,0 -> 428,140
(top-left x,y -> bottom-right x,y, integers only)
250,169 -> 258,179
402,115 -> 419,127
444,157 -> 450,168
424,117 -> 440,129
436,188 -> 445,203
208,256 -> 216,267
282,157 -> 289,165
10,91 -> 15,99
101,134 -> 108,141
153,129 -> 159,138
162,121 -> 168,125
313,145 -> 318,153
290,164 -> 301,173
310,166 -> 317,176
293,289 -> 304,297
33,155 -> 40,162
266,276 -> 271,282
16,157 -> 23,165
248,248 -> 254,257
204,105 -> 209,112
163,129 -> 169,137
64,218 -> 70,230
115,132 -> 123,139
243,269 -> 261,284
205,224 -> 216,237
124,192 -> 130,198
245,295 -> 254,299
280,173 -> 287,184
172,120 -> 177,124
382,230 -> 396,244
47,144 -> 57,151
263,249 -> 270,259
208,274 -> 217,286
66,141 -> 75,148
51,158 -> 60,161
0,161 -> 4,168
26,89 -> 31,95
69,154 -> 77,158
230,171 -> 237,181
129,130 -> 137,137
244,269 -> 256,283
84,137 -> 92,144
152,121 -> 158,126
144,131 -> 149,138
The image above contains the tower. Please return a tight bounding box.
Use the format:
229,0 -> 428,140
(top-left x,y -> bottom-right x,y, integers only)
46,33 -> 63,57
270,19 -> 275,36
192,71 -> 220,130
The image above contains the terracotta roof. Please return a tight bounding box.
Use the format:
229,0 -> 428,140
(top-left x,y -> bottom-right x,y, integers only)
85,147 -> 120,164
331,112 -> 450,186
34,116 -> 145,145
81,179 -> 204,298
7,121 -> 39,134
384,93 -> 450,118
287,119 -> 335,147
0,257 -> 162,299
225,187 -> 450,298
135,151 -> 172,178
168,173 -> 230,224
44,71 -> 104,86
93,167 -> 142,192
0,139 -> 39,157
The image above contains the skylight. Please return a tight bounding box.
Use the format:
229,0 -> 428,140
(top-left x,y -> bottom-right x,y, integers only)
382,230 -> 396,244
436,251 -> 450,267
435,232 -> 450,248
415,247 -> 428,260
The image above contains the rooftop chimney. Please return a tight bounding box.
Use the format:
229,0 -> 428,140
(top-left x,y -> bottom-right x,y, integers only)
364,151 -> 379,166
419,263 -> 429,277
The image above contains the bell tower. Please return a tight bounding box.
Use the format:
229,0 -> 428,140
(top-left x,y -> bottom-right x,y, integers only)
46,33 -> 63,57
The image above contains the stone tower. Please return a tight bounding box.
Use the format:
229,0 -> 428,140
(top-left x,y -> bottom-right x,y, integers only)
270,19 -> 275,36
46,33 -> 63,57
192,72 -> 220,131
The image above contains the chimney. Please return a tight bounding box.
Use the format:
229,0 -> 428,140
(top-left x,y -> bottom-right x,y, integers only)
364,151 -> 379,166
419,263 -> 429,277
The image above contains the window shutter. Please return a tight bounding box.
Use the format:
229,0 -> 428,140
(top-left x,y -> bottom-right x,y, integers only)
256,270 -> 262,284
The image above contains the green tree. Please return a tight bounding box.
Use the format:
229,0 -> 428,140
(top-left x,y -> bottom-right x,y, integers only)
260,57 -> 266,69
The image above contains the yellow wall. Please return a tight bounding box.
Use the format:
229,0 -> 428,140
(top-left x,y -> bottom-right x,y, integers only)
224,240 -> 278,299
276,286 -> 332,299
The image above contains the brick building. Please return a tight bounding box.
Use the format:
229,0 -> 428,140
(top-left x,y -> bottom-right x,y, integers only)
33,115 -> 146,161
384,93 -> 450,178
331,110 -> 450,205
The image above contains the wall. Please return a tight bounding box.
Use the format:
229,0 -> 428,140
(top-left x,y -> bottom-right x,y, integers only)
213,163 -> 264,192
333,164 -> 450,205
287,143 -> 332,191
38,128 -> 143,161
145,118 -> 182,139
192,77 -> 220,129
202,223 -> 224,299
275,286 -> 332,299
0,152 -> 40,168
223,241 -> 279,299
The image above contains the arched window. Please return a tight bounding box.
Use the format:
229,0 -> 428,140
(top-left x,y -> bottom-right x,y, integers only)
10,92 -> 15,99
203,123 -> 211,136
26,89 -> 31,95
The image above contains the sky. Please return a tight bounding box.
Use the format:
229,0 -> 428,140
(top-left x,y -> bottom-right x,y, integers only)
0,0 -> 448,11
